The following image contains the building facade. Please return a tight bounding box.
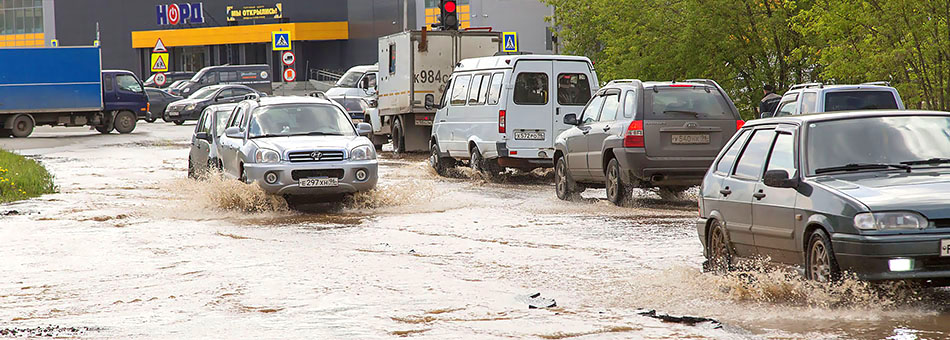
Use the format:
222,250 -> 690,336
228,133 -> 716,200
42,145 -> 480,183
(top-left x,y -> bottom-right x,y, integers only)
2,0 -> 554,81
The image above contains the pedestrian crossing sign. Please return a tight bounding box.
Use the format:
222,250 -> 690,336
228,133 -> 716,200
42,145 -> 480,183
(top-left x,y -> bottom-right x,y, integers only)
272,31 -> 291,51
502,32 -> 518,53
151,53 -> 169,72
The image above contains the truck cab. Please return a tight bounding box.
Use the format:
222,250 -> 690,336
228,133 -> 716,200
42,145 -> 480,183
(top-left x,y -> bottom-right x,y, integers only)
102,70 -> 149,121
327,64 -> 379,121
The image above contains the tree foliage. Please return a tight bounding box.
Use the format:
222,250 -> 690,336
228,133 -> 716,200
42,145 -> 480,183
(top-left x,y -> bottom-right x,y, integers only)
546,0 -> 950,118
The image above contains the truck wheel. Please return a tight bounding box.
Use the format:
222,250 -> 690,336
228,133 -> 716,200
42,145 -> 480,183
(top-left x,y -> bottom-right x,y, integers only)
391,118 -> 406,154
114,111 -> 136,134
10,114 -> 34,138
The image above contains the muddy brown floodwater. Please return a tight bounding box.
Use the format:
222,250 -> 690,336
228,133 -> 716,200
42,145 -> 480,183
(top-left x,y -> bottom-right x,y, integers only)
2,124 -> 950,339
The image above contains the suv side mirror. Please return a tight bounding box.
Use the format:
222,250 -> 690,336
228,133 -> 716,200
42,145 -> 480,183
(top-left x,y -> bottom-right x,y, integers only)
356,122 -> 372,136
224,126 -> 243,139
195,132 -> 211,141
425,94 -> 435,110
763,169 -> 799,188
563,113 -> 579,126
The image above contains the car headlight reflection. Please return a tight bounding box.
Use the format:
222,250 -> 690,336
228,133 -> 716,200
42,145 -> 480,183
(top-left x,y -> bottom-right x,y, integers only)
255,149 -> 281,163
853,212 -> 929,231
350,145 -> 376,161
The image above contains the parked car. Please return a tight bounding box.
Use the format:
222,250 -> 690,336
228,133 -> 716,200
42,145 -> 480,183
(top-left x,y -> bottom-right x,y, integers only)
178,64 -> 273,97
143,71 -> 195,88
164,84 -> 259,125
187,103 -> 237,178
216,95 -> 378,200
327,64 -> 378,120
763,82 -> 904,118
166,80 -> 188,96
144,87 -> 182,123
430,55 -> 599,179
553,79 -> 743,204
699,110 -> 950,284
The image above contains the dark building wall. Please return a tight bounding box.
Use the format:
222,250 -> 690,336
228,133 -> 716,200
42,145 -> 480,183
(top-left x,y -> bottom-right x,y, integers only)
52,0 -> 409,78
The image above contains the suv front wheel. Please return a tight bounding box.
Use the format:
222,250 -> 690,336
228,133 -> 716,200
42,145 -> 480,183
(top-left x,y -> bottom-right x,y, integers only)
555,157 -> 584,200
606,158 -> 630,205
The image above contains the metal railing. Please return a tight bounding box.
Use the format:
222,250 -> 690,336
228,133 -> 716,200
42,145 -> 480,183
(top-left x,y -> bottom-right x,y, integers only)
310,69 -> 343,82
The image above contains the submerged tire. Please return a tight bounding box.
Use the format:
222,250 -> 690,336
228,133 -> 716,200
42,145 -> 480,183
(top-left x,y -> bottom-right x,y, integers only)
605,158 -> 629,206
430,142 -> 453,177
705,220 -> 734,273
555,156 -> 583,200
470,146 -> 501,181
806,230 -> 841,283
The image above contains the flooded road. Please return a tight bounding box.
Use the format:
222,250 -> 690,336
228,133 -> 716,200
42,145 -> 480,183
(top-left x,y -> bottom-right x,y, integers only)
2,124 -> 950,339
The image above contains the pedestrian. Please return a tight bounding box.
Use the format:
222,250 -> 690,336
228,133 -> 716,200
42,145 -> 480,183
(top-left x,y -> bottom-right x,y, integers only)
759,84 -> 781,118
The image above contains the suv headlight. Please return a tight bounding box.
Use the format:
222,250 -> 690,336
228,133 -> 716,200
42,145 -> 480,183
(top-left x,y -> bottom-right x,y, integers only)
255,149 -> 281,163
854,212 -> 929,231
185,103 -> 196,111
350,145 -> 376,161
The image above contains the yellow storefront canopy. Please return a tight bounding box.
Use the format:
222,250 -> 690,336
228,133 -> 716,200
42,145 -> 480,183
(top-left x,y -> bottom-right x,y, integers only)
131,21 -> 348,48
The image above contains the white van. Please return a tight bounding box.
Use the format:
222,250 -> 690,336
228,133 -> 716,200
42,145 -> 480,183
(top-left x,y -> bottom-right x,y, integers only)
429,55 -> 598,178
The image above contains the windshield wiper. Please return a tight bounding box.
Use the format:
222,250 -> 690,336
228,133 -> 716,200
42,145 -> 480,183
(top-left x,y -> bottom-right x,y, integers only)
288,132 -> 344,137
815,163 -> 911,175
899,158 -> 950,166
248,134 -> 286,139
663,110 -> 701,116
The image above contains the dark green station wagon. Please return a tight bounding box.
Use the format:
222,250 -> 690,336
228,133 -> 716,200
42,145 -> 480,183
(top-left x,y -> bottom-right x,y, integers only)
698,111 -> 950,283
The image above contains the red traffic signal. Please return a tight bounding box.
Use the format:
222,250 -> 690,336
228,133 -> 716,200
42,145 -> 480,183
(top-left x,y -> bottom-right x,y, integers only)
443,1 -> 456,13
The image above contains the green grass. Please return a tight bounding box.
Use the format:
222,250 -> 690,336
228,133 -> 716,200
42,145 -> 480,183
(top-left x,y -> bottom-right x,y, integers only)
0,149 -> 56,203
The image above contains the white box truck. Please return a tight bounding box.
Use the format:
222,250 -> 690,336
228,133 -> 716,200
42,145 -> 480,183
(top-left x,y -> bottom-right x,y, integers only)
376,29 -> 501,153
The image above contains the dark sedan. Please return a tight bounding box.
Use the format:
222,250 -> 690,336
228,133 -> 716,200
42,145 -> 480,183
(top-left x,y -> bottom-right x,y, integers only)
144,87 -> 182,123
164,84 -> 258,125
699,111 -> 950,284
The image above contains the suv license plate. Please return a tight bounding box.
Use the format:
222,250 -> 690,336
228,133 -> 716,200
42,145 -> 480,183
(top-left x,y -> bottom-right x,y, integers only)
672,134 -> 710,144
941,239 -> 950,257
515,131 -> 545,140
300,177 -> 339,188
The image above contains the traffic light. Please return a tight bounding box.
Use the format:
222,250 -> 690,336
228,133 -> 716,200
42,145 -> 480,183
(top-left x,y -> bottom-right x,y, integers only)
439,0 -> 459,30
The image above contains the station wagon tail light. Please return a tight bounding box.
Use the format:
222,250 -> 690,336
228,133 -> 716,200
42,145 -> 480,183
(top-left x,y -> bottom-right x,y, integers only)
499,110 -> 506,133
853,212 -> 929,231
623,120 -> 644,148
736,120 -> 745,130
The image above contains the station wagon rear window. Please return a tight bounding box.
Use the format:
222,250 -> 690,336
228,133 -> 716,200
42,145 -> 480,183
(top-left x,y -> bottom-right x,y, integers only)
646,86 -> 732,120
824,91 -> 898,112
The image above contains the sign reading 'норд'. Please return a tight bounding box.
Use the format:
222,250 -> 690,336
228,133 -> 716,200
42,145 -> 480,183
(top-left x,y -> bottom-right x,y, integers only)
156,3 -> 205,25
226,3 -> 283,21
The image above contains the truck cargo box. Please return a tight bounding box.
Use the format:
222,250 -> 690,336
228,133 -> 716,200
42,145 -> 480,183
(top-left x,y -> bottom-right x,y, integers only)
0,47 -> 103,114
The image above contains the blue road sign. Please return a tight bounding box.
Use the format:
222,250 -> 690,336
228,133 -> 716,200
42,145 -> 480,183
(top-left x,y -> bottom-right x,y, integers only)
272,31 -> 292,51
502,32 -> 518,53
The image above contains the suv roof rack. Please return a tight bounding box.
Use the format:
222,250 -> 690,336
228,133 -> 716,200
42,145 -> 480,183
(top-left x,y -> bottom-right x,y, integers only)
860,81 -> 890,86
607,79 -> 640,85
243,93 -> 261,101
788,82 -> 824,91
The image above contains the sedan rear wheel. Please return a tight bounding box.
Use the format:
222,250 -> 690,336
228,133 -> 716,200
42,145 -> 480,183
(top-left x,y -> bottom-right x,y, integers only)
705,220 -> 733,273
806,230 -> 841,283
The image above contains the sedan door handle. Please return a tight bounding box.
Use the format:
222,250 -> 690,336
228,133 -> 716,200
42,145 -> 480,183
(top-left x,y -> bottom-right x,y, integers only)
753,191 -> 766,200
603,126 -> 611,132
719,188 -> 732,196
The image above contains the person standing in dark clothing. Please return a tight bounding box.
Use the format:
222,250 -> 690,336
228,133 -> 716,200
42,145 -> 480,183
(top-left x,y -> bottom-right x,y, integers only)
759,84 -> 781,118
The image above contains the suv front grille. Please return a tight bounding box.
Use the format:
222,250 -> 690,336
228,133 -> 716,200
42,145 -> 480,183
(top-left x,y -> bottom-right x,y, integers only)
291,169 -> 344,180
932,219 -> 950,228
288,150 -> 345,162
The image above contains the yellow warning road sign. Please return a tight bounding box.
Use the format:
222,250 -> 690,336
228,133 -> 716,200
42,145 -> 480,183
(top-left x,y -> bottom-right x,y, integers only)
151,53 -> 169,72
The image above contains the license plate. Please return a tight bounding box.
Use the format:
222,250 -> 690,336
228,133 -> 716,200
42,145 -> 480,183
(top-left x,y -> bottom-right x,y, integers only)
941,239 -> 950,257
299,177 -> 338,188
672,134 -> 710,144
514,130 -> 545,140
415,119 -> 434,126
169,111 -> 180,116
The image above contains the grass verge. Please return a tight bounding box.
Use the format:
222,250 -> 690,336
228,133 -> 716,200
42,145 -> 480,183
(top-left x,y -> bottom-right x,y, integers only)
0,149 -> 56,203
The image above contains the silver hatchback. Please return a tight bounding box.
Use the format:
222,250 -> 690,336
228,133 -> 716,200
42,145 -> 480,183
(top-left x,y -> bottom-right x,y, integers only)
216,96 -> 378,199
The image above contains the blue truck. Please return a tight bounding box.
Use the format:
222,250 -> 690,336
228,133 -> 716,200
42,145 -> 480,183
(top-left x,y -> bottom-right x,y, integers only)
0,46 -> 148,137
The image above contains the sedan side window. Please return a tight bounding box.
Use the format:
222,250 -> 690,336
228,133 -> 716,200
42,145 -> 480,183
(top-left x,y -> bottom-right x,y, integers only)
715,129 -> 751,175
733,129 -> 776,179
200,110 -> 213,133
765,133 -> 796,177
229,107 -> 245,128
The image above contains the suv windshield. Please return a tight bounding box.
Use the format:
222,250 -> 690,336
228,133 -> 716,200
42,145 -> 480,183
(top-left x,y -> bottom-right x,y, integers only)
189,87 -> 218,99
336,70 -> 365,88
807,116 -> 950,175
825,91 -> 898,112
646,86 -> 733,120
248,104 -> 355,138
